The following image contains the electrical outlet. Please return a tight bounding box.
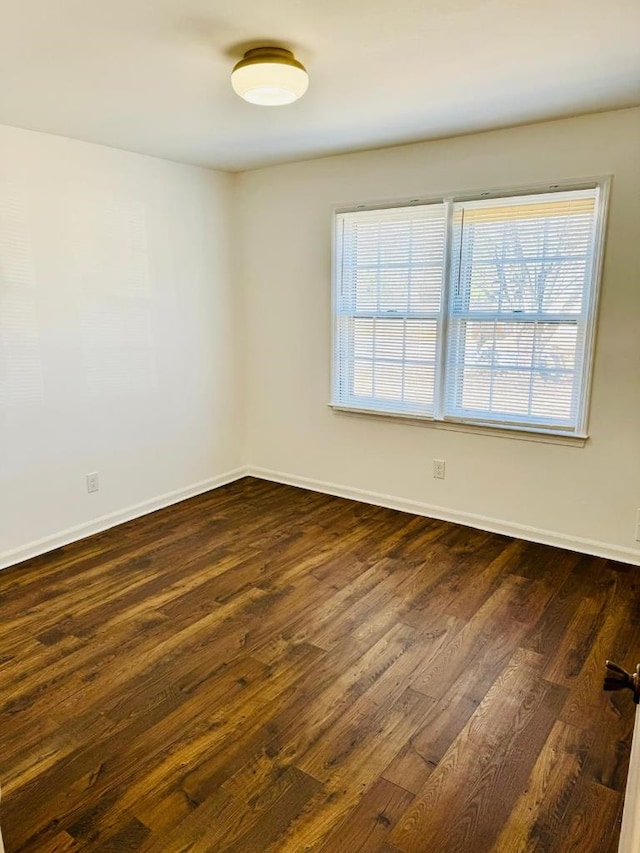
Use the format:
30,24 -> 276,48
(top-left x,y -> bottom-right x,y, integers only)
86,472 -> 99,493
433,459 -> 446,480
636,509 -> 640,542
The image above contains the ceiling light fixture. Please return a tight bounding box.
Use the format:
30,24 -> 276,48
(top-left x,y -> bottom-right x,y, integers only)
231,47 -> 308,106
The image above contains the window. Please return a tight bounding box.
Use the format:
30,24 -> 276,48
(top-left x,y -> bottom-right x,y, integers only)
332,182 -> 608,437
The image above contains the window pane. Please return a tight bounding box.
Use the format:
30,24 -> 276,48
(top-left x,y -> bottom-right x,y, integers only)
410,267 -> 445,313
353,318 -> 373,358
354,269 -> 378,312
353,360 -> 373,397
404,364 -> 435,405
492,369 -> 532,415
374,318 -> 404,359
531,373 -> 574,420
405,320 -> 437,361
461,368 -> 491,410
378,268 -> 410,313
374,362 -> 403,400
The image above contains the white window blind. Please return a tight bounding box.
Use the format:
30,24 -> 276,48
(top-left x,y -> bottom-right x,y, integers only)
445,189 -> 599,431
334,204 -> 446,416
332,183 -> 607,437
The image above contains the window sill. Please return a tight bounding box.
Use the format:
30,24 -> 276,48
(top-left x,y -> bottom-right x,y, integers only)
328,404 -> 588,447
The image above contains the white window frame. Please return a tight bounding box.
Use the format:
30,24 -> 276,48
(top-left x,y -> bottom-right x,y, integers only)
330,176 -> 611,441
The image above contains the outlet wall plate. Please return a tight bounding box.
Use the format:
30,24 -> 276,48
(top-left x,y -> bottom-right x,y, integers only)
433,459 -> 446,480
86,473 -> 100,493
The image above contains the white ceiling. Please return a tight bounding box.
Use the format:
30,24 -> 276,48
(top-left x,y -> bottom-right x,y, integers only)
0,0 -> 638,172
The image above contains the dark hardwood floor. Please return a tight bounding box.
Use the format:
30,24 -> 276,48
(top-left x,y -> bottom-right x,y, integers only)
0,477 -> 637,852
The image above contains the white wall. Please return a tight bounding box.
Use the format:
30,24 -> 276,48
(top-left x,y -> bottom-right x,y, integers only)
0,125 -> 243,567
239,107 -> 640,563
3,109 -> 639,569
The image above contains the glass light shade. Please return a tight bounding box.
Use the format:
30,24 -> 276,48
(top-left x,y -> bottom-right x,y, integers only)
231,47 -> 308,106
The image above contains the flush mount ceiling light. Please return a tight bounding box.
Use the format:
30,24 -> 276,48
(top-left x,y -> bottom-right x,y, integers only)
231,47 -> 308,106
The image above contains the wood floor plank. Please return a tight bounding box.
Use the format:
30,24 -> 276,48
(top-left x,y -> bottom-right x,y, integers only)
490,720 -> 591,853
317,778 -> 415,853
547,779 -> 621,853
264,688 -> 435,853
388,648 -> 564,853
0,477 -> 635,853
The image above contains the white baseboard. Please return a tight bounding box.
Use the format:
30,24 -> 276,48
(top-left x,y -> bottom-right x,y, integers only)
247,466 -> 640,566
0,467 -> 249,571
4,464 -> 639,572
619,705 -> 640,853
